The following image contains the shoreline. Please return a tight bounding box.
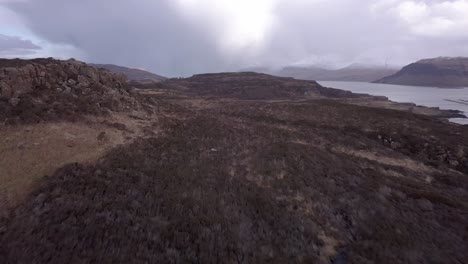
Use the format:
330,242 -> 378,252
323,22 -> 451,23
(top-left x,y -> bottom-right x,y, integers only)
335,94 -> 467,121
319,81 -> 468,124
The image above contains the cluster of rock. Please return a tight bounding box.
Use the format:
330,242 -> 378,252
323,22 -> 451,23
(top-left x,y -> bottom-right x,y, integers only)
0,58 -> 142,124
0,58 -> 129,100
376,133 -> 467,171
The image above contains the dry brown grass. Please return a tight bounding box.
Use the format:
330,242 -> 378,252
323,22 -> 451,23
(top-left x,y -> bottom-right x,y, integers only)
0,111 -> 157,212
0,122 -> 120,211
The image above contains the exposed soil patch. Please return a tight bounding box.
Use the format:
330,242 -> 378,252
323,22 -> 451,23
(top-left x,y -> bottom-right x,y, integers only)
0,111 -> 159,213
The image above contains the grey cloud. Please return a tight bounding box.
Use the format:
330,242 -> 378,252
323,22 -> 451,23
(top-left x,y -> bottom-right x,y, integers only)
257,0 -> 468,68
0,33 -> 40,55
6,0 -> 226,76
3,0 -> 468,76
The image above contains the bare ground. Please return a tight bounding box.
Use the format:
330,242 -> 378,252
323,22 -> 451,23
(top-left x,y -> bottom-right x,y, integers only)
0,110 -> 159,213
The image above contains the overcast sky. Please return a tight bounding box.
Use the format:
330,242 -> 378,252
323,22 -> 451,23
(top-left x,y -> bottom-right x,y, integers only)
1,0 -> 467,76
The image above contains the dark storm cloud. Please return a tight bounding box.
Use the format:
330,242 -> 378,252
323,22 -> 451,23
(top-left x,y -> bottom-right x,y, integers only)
0,33 -> 40,56
5,0 -> 226,76
2,0 -> 468,76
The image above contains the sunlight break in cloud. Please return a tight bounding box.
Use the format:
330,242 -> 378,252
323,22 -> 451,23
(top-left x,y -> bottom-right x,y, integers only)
176,0 -> 277,52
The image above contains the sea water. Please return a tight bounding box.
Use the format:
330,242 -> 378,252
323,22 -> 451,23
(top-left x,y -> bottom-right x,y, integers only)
318,81 -> 468,125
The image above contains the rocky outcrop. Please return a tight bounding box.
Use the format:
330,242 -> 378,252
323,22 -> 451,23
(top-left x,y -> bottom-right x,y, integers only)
0,58 -> 127,99
373,133 -> 468,172
375,57 -> 468,87
0,58 -> 145,124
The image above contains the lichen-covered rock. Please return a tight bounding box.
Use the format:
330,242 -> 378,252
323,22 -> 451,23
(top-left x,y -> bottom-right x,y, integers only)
0,58 -> 147,125
0,58 -> 127,100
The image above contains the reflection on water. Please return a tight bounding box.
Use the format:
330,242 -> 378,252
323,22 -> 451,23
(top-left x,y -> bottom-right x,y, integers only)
319,81 -> 468,125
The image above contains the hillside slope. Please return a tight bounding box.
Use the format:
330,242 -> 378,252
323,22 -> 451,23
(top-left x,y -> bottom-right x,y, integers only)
161,72 -> 364,100
375,57 -> 468,87
91,63 -> 166,82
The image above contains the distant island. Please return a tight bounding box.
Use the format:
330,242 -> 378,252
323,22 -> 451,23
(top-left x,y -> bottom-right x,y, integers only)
375,57 -> 468,88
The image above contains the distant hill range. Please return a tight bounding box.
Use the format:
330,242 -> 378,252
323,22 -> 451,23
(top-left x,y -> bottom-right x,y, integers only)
375,57 -> 468,87
245,64 -> 399,82
90,63 -> 166,82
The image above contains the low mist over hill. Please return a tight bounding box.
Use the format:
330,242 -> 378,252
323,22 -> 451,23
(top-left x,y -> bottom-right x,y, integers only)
375,57 -> 468,87
258,64 -> 400,82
